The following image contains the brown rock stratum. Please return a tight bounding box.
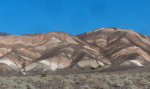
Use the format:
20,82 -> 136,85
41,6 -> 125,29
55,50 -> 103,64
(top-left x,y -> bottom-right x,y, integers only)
0,28 -> 150,76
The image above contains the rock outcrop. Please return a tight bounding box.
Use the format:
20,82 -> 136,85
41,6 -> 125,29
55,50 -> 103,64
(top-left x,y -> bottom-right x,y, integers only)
0,28 -> 150,75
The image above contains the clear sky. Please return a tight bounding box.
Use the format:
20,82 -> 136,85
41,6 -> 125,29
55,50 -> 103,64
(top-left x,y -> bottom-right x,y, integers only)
0,0 -> 150,36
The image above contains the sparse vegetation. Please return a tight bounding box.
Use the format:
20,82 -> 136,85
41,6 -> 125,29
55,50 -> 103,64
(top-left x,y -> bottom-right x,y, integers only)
0,72 -> 150,89
81,84 -> 91,89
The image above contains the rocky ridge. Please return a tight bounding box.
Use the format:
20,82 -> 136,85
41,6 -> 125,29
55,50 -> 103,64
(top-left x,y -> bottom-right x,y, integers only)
0,28 -> 150,75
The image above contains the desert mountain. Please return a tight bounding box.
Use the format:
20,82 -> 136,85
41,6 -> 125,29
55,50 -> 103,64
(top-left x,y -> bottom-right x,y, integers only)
0,32 -> 10,36
77,28 -> 150,67
0,28 -> 150,76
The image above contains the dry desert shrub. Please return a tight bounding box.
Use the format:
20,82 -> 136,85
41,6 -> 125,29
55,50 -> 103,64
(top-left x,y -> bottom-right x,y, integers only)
139,79 -> 150,85
97,82 -> 109,89
80,84 -> 91,89
127,85 -> 139,89
1,72 -> 150,89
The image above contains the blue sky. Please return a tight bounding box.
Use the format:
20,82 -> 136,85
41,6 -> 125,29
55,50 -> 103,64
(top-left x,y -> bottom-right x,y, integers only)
0,0 -> 150,36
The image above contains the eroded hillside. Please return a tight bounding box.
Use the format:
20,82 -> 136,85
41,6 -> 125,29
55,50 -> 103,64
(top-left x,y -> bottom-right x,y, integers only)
0,28 -> 150,75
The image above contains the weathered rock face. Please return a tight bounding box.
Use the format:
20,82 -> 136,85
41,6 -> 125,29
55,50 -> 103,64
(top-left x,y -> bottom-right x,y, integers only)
0,28 -> 150,75
0,31 -> 101,75
77,28 -> 150,67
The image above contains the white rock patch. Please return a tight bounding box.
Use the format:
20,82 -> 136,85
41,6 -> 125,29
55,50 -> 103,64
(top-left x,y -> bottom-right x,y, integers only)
130,60 -> 144,66
51,36 -> 57,40
39,60 -> 64,71
25,63 -> 38,71
39,60 -> 50,65
21,55 -> 32,61
58,64 -> 64,69
50,62 -> 58,71
51,36 -> 62,43
0,59 -> 16,66
78,60 -> 100,68
98,61 -> 105,67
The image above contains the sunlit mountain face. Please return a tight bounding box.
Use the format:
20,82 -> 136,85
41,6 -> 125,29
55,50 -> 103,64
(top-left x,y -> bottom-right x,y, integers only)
0,28 -> 150,76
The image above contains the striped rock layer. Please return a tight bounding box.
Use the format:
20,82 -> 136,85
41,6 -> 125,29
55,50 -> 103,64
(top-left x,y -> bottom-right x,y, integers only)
0,28 -> 150,75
